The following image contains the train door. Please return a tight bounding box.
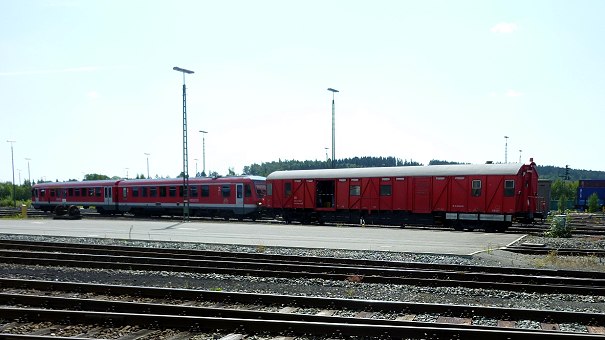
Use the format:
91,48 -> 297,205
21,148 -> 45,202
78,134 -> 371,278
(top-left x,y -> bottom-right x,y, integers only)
412,177 -> 431,213
104,186 -> 113,206
33,189 -> 40,204
236,183 -> 244,214
316,180 -> 335,209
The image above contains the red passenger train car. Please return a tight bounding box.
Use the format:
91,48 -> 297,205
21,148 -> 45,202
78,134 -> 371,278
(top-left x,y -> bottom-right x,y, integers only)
264,159 -> 542,231
32,176 -> 267,219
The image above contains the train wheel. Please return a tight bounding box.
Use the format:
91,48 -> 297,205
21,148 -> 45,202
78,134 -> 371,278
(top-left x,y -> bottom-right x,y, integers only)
54,205 -> 67,216
68,205 -> 80,217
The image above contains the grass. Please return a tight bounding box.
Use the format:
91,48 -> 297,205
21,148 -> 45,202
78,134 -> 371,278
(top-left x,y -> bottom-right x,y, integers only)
483,243 -> 501,254
533,250 -> 604,270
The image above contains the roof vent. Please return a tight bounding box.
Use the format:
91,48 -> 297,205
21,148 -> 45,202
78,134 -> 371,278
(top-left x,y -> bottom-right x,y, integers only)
485,161 -> 493,164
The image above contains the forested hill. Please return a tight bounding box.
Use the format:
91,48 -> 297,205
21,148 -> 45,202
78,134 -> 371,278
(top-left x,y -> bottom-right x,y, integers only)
243,157 -> 421,176
242,157 -> 605,180
537,165 -> 605,181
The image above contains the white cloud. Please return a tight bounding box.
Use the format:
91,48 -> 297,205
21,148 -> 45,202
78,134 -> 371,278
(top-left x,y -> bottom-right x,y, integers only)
505,89 -> 523,97
0,66 -> 99,76
491,22 -> 518,34
488,90 -> 523,97
86,91 -> 100,100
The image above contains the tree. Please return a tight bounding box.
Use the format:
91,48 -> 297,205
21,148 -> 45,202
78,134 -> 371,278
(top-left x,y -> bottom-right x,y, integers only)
84,173 -> 110,181
587,193 -> 600,213
551,179 -> 577,203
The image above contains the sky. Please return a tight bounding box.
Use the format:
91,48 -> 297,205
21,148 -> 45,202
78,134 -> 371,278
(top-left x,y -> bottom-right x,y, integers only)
1,0 -> 605,183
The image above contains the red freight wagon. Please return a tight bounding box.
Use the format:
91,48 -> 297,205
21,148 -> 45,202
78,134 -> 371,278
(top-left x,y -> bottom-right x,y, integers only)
265,159 -> 541,231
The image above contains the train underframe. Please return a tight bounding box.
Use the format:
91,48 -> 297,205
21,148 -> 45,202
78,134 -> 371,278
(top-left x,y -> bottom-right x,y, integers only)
276,208 -> 527,232
96,205 -> 260,221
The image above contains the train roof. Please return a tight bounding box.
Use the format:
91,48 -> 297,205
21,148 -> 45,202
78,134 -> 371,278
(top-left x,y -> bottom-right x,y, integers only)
267,162 -> 534,180
33,180 -> 120,188
33,176 -> 266,188
118,176 -> 266,185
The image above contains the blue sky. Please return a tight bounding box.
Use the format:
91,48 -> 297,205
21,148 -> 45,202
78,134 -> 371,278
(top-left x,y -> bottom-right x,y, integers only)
1,0 -> 604,183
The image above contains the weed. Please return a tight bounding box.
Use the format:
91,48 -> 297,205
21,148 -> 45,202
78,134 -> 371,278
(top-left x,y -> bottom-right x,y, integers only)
484,243 -> 499,254
345,288 -> 355,298
256,244 -> 267,253
544,214 -> 573,238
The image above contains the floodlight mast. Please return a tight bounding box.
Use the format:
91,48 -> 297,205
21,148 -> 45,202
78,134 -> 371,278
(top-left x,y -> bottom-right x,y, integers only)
327,88 -> 339,168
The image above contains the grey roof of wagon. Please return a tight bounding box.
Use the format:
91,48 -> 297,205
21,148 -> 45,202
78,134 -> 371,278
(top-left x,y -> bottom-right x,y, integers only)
266,163 -> 526,180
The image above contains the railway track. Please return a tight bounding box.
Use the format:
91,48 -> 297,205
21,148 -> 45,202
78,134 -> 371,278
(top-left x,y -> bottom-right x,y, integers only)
0,239 -> 603,296
0,277 -> 603,339
0,208 -> 50,219
505,243 -> 605,257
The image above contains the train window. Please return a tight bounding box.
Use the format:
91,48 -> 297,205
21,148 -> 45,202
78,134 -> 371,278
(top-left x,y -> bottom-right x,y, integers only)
74,189 -> 80,197
267,183 -> 272,196
122,188 -> 127,198
169,186 -> 177,197
142,187 -> 148,197
190,186 -> 198,197
159,186 -> 167,197
150,187 -> 158,197
132,187 -> 139,197
350,185 -> 361,196
504,180 -> 515,197
244,184 -> 252,197
95,188 -> 101,197
40,189 -> 45,197
222,185 -> 231,197
179,186 -> 184,197
68,188 -> 73,196
284,183 -> 292,196
237,185 -> 243,199
380,185 -> 392,196
50,189 -> 55,197
472,180 -> 482,197
255,183 -> 267,197
88,188 -> 94,196
201,185 -> 209,197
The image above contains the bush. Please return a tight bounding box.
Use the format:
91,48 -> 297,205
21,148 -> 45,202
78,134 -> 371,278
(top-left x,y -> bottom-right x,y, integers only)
544,214 -> 572,238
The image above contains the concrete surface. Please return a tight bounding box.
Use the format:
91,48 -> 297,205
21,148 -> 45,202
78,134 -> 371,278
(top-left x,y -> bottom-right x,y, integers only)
0,218 -> 525,256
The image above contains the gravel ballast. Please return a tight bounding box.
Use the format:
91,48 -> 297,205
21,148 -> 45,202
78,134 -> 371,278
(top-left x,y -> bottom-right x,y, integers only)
0,232 -> 603,319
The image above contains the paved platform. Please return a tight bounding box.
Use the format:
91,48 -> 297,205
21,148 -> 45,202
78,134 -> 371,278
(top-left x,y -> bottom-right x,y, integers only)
0,219 -> 525,256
